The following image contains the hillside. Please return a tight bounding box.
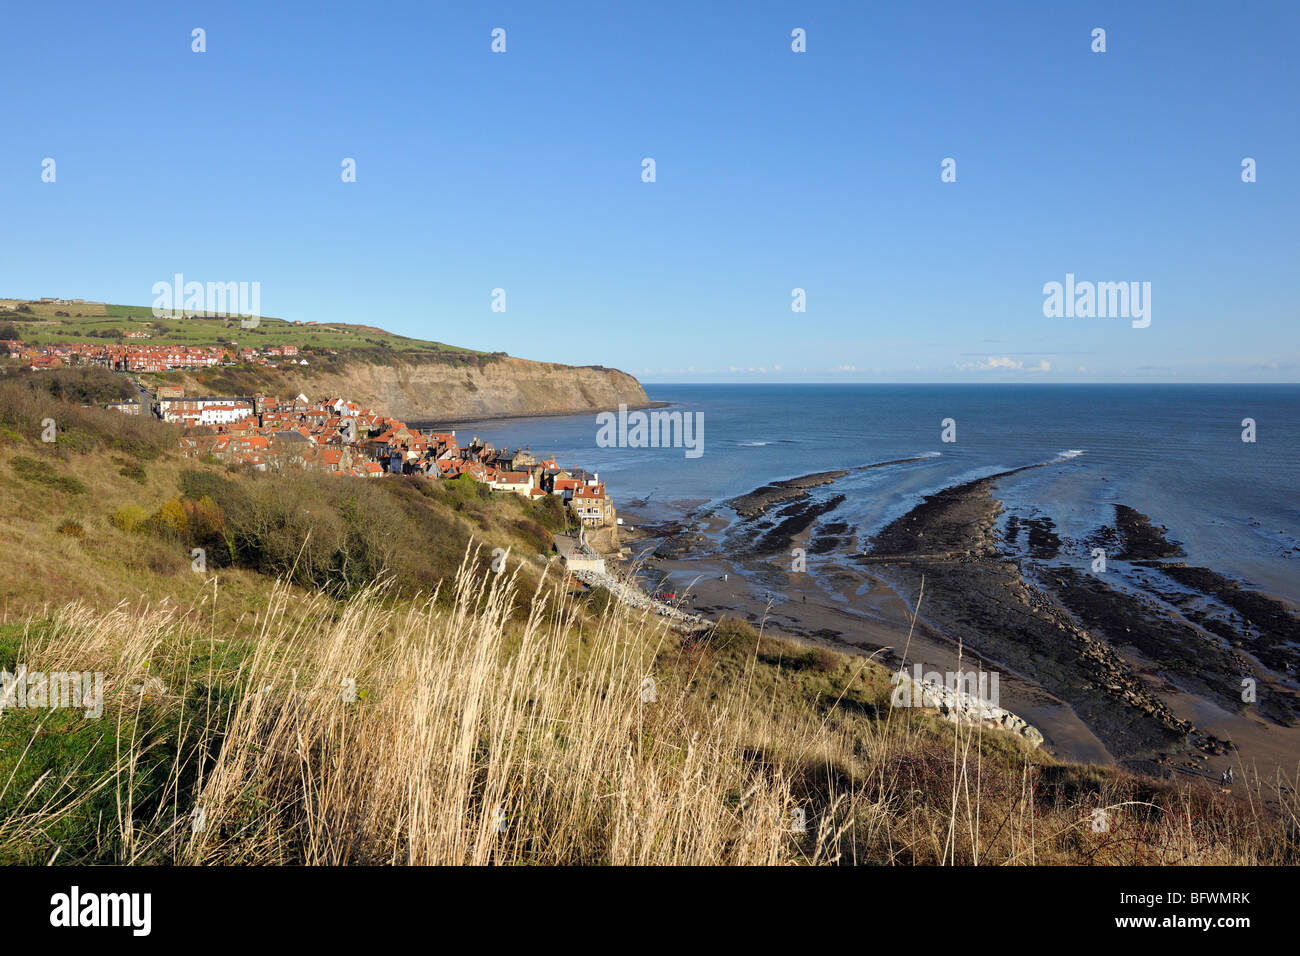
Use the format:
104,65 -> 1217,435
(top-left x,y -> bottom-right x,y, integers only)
0,299 -> 649,421
0,372 -> 570,613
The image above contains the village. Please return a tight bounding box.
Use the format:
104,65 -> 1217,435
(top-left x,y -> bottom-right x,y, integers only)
161,389 -> 618,525
4,336 -> 321,372
1,331 -> 615,530
156,385 -> 704,628
3,325 -> 708,628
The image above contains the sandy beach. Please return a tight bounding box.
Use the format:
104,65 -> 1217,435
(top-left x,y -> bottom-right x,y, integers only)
615,466 -> 1300,785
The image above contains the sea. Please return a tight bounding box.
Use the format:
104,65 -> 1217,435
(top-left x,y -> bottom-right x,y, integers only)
439,384 -> 1300,603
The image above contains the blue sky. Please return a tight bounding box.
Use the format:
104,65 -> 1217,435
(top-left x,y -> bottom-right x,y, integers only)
2,1 -> 1296,383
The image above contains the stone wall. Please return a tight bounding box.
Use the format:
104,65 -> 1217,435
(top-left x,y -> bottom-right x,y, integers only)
890,670 -> 1045,748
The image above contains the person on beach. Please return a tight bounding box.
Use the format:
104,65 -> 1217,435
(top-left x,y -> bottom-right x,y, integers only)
1227,768 -> 1235,785
1221,770 -> 1228,786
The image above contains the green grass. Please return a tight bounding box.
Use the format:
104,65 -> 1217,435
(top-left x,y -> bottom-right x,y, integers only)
3,300 -> 489,358
0,620 -> 227,865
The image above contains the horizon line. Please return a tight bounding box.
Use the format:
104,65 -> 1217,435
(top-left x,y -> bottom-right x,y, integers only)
638,380 -> 1300,387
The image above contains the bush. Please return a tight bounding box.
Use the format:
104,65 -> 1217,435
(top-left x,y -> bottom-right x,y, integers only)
113,467 -> 554,601
57,520 -> 84,538
711,617 -> 759,654
527,494 -> 567,532
178,468 -> 238,506
137,543 -> 186,576
804,646 -> 841,673
583,586 -> 616,615
0,373 -> 176,458
16,368 -> 131,405
513,518 -> 551,553
10,455 -> 86,495
152,470 -> 471,595
110,504 -> 149,533
148,497 -> 190,539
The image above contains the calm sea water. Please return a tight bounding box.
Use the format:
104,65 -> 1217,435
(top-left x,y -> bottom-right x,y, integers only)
445,385 -> 1300,601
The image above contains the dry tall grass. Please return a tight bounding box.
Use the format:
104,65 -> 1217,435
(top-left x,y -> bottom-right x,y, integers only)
1,555 -> 1296,865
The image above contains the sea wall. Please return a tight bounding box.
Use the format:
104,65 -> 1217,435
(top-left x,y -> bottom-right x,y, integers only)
891,670 -> 1045,748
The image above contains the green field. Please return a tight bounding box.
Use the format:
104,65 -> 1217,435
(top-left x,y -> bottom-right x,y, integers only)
0,298 -> 489,357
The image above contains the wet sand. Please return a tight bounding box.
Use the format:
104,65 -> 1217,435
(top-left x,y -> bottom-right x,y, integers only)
617,466 -> 1300,782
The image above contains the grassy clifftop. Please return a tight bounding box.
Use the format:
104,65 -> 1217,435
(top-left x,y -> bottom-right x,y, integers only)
1,299 -> 482,357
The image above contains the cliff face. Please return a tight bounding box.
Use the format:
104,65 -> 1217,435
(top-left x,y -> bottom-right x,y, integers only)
334,358 -> 648,422
192,357 -> 648,423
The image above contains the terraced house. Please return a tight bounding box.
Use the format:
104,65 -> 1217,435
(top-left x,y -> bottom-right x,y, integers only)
158,386 -> 621,518
571,483 -> 615,527
158,396 -> 255,426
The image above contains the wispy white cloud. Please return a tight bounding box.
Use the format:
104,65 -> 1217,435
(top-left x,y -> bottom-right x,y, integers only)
957,356 -> 1051,372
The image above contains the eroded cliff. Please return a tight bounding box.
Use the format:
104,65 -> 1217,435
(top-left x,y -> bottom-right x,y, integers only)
182,356 -> 649,423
